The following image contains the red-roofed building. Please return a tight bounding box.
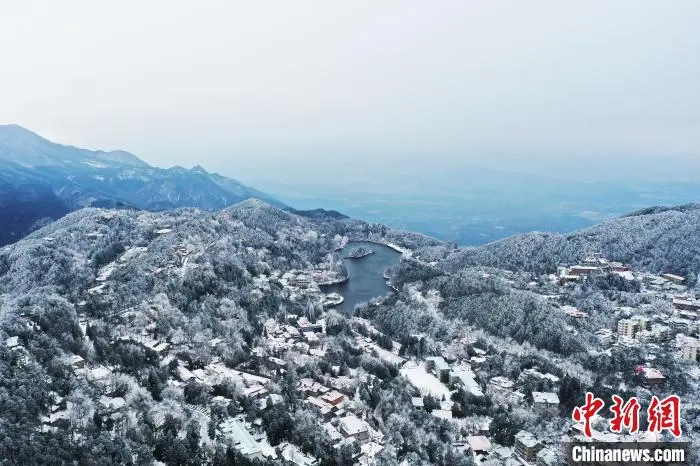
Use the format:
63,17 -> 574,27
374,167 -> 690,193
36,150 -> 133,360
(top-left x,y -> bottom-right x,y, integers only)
320,390 -> 345,406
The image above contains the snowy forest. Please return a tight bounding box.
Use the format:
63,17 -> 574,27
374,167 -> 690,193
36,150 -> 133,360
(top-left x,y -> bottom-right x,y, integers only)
0,200 -> 699,465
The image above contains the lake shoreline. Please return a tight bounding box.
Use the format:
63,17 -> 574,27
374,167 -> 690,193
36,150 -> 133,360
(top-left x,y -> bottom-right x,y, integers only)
321,240 -> 401,313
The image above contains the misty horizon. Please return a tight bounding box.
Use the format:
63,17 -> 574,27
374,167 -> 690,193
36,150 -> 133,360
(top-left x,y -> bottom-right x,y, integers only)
4,122 -> 700,247
2,123 -> 700,186
1,1 -> 699,188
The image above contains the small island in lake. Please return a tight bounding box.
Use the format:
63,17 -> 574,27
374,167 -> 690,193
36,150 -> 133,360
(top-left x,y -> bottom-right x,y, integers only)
322,292 -> 344,307
344,245 -> 374,259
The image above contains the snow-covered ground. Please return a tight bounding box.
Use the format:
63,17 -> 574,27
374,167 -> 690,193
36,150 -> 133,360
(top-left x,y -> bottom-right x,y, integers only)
400,361 -> 452,399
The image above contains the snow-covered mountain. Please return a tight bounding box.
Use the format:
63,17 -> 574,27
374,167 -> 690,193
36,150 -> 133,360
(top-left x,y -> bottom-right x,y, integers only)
441,203 -> 700,280
0,124 -> 149,169
0,125 -> 283,245
1,200 -> 699,463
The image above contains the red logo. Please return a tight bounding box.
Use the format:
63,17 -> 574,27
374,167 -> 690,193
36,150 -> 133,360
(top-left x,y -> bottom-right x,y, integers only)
573,394 -> 682,438
572,392 -> 605,438
609,395 -> 640,434
647,395 -> 681,438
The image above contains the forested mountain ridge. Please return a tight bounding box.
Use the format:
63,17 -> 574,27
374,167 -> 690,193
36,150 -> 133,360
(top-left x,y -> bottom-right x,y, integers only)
0,125 -> 283,246
0,200 -> 340,297
621,203 -> 700,218
1,200 -> 699,463
0,200 -> 453,464
0,176 -> 70,246
439,204 -> 700,282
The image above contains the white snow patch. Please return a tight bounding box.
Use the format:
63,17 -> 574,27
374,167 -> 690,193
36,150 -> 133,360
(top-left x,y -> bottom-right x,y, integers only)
400,362 -> 452,399
83,160 -> 107,169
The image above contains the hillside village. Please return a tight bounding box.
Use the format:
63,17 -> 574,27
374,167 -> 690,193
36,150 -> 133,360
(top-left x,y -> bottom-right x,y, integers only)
557,254 -> 700,365
1,205 -> 700,465
2,3 -> 700,463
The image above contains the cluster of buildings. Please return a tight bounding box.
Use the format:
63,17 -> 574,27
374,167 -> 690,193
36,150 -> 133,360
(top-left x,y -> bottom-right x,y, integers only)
556,255 -> 630,283
296,377 -> 386,464
555,254 -> 692,300
277,268 -> 347,306
4,317 -> 35,367
80,298 -> 395,462
513,255 -> 700,460
252,267 -> 347,310
453,429 -> 560,465
59,305 -> 342,463
613,296 -> 700,364
219,417 -> 319,464
399,350 -> 569,463
421,356 -> 484,398
513,430 -> 559,466
616,316 -> 673,345
554,255 -> 699,378
263,315 -> 327,356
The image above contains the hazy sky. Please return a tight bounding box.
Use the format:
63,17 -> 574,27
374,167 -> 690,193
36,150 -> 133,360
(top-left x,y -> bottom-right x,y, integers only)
1,1 -> 699,185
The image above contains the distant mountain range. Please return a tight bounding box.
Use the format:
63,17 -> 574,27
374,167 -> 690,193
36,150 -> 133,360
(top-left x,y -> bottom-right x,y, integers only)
0,124 -> 283,246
